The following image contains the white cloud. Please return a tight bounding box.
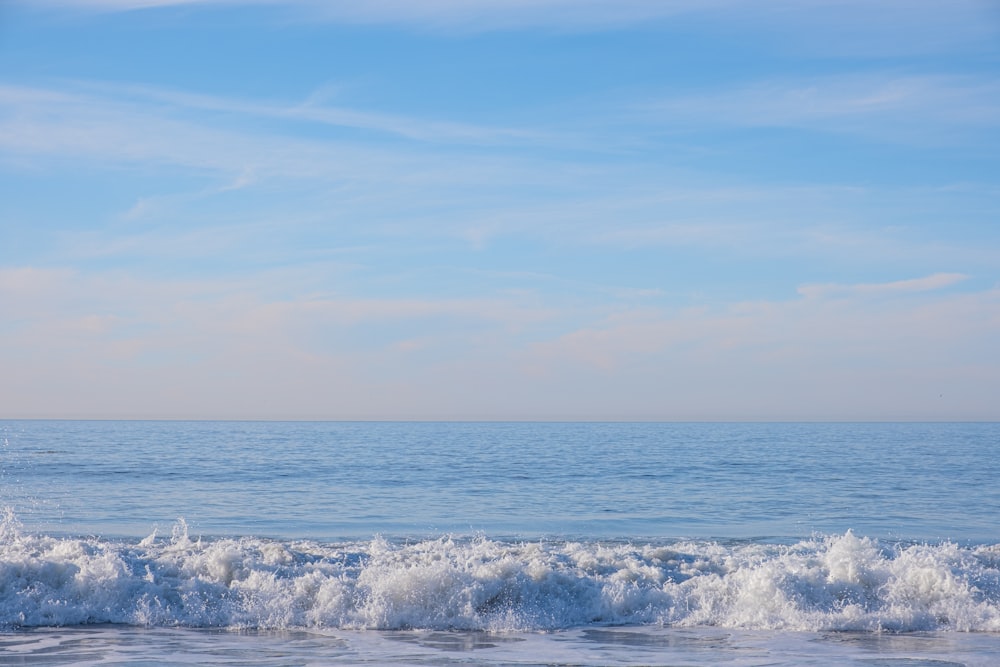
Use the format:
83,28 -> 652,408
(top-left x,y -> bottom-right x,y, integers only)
797,273 -> 969,299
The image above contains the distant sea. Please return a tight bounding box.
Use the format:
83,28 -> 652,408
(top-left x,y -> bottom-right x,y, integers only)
1,421 -> 998,665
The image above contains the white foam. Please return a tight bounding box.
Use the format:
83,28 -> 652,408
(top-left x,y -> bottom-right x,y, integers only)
1,512 -> 998,632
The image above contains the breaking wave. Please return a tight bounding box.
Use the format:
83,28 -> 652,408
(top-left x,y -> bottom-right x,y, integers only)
2,510 -> 999,632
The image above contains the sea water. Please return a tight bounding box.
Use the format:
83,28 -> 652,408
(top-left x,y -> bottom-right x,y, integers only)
0,421 -> 998,665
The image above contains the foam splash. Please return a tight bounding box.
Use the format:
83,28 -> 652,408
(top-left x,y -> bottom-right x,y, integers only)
1,512 -> 998,632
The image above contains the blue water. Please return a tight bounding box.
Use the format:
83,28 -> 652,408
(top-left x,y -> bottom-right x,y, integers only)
4,421 -> 998,542
1,421 -> 999,665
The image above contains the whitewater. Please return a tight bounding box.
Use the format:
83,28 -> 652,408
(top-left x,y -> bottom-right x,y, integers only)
1,420 -> 998,665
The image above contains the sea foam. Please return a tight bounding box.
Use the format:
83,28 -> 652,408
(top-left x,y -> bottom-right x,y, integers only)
1,511 -> 998,632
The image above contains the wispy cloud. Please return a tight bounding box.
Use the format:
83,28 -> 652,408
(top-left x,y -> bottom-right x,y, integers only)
20,0 -> 738,27
4,76 -> 995,290
23,0 -> 999,45
644,74 -> 1000,144
516,278 -> 1000,419
797,273 -> 969,299
0,80 -> 567,241
524,272 -> 986,376
69,80 -> 537,145
0,80 -> 535,173
3,264 -> 996,419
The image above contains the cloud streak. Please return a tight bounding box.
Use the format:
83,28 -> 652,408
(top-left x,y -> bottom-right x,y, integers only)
22,0 -> 999,44
13,0 -> 744,26
70,80 -> 538,145
644,74 -> 1000,145
0,82 -> 533,174
798,273 -> 969,300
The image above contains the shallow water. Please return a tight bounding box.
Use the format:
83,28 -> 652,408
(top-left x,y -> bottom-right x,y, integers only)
2,626 -> 998,666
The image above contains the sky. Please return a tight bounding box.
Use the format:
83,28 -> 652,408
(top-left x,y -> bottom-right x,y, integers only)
1,0 -> 998,420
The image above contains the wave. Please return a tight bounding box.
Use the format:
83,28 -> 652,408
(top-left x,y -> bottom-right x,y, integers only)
1,510 -> 999,632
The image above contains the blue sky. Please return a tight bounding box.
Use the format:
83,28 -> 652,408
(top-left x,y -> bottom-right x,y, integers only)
1,0 -> 998,420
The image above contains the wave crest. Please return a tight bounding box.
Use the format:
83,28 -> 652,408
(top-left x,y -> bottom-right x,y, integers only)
2,516 -> 998,632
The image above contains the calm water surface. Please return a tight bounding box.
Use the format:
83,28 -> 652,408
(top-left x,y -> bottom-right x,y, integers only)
2,421 -> 997,541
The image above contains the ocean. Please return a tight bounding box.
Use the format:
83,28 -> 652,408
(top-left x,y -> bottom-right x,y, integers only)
1,420 -> 998,665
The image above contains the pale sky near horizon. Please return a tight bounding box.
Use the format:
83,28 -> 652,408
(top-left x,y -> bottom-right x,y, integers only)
1,1 -> 998,420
